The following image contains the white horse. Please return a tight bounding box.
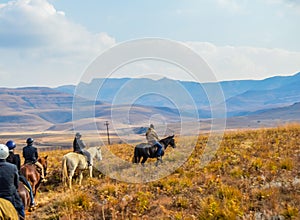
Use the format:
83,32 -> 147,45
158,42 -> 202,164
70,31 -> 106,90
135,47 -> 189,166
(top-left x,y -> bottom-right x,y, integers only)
62,147 -> 102,189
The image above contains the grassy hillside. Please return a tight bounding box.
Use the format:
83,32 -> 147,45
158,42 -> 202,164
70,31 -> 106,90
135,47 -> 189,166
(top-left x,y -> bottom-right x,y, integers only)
25,124 -> 299,219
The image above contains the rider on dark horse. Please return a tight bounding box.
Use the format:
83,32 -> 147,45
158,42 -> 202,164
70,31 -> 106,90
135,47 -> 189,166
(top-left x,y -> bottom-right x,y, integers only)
146,124 -> 163,162
0,144 -> 25,219
6,140 -> 36,208
22,138 -> 47,183
73,132 -> 92,167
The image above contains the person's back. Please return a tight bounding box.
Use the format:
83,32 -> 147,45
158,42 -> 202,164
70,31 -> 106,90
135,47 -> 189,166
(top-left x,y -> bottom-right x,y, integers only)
23,138 -> 46,182
6,151 -> 20,170
0,160 -> 19,197
0,144 -> 25,219
73,132 -> 92,166
146,127 -> 159,145
73,132 -> 86,153
145,124 -> 163,160
23,141 -> 38,164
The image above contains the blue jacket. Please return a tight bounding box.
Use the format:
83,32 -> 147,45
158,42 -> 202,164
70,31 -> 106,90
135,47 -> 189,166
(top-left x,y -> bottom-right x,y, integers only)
23,144 -> 38,164
0,159 -> 24,217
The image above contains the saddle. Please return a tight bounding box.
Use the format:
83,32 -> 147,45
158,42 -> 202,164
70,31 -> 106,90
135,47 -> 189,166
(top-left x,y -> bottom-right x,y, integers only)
148,145 -> 163,158
24,162 -> 42,175
74,151 -> 90,166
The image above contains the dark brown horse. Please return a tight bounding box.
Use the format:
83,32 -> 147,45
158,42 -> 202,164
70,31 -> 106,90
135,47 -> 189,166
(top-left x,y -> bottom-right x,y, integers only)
20,156 -> 48,196
133,135 -> 176,166
18,182 -> 31,212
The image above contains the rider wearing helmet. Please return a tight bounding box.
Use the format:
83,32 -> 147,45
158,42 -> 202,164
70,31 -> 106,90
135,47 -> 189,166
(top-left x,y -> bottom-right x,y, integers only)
6,140 -> 36,208
22,138 -> 46,182
0,144 -> 25,219
145,124 -> 163,162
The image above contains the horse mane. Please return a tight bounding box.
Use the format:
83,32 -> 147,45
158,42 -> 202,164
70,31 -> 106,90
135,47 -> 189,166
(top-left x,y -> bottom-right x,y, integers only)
159,135 -> 174,145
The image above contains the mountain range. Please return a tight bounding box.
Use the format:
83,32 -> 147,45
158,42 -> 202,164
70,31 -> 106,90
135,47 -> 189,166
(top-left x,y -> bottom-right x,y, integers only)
0,72 -> 299,132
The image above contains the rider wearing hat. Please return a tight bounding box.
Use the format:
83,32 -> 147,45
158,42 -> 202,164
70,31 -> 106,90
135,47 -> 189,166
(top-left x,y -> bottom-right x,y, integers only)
0,144 -> 25,219
73,132 -> 92,166
22,138 -> 46,182
146,124 -> 163,162
6,140 -> 36,208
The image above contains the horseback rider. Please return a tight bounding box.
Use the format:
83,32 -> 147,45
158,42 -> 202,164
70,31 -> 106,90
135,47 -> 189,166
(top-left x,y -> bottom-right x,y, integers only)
22,138 -> 47,182
0,144 -> 25,219
73,132 -> 92,166
6,140 -> 36,208
146,124 -> 163,162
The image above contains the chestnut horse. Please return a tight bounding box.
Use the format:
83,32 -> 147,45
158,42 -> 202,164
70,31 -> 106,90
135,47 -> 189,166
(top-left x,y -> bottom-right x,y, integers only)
20,156 -> 48,196
18,182 -> 31,212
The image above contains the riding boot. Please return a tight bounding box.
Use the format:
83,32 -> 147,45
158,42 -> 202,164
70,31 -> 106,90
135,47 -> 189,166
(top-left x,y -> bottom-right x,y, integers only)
35,161 -> 47,182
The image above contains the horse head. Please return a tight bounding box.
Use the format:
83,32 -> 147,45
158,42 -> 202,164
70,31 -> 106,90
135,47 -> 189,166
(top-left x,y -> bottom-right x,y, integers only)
38,155 -> 48,176
160,135 -> 176,149
95,147 -> 102,161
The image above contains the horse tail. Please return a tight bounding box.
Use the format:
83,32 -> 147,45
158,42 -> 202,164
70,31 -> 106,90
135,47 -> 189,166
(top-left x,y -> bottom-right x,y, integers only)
133,147 -> 138,163
62,156 -> 68,185
134,146 -> 138,157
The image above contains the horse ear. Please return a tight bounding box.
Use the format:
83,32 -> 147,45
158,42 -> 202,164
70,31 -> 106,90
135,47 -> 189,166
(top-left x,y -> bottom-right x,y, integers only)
171,134 -> 174,138
44,155 -> 48,159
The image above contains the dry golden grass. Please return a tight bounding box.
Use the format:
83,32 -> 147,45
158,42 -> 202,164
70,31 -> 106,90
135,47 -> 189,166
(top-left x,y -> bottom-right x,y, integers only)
23,124 -> 300,219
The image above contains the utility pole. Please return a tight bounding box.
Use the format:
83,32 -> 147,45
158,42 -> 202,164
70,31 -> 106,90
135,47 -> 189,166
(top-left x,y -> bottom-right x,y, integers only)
104,121 -> 111,145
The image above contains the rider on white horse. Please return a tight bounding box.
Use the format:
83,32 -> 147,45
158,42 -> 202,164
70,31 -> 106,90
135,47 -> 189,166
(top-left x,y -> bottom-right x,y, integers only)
73,132 -> 92,167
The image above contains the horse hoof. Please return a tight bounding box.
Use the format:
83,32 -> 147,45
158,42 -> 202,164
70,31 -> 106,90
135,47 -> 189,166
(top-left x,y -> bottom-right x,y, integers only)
29,204 -> 37,211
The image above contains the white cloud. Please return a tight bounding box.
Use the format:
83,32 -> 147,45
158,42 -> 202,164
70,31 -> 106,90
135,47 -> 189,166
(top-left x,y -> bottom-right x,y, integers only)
0,0 -> 115,87
187,42 -> 300,81
0,0 -> 299,87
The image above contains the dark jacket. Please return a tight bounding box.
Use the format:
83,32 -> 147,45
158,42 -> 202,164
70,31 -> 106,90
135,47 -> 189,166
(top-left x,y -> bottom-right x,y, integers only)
73,137 -> 86,153
0,159 -> 24,217
23,144 -> 38,164
6,152 -> 21,171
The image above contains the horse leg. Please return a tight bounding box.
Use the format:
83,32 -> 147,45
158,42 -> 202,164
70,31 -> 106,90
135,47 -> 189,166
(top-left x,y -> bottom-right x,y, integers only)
68,175 -> 73,190
89,166 -> 93,178
31,182 -> 37,197
62,156 -> 68,187
78,171 -> 83,186
155,159 -> 161,167
134,156 -> 141,163
141,156 -> 148,166
68,169 -> 76,189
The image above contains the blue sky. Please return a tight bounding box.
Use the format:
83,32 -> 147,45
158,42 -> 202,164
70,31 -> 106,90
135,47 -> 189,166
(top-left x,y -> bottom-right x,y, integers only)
1,0 -> 300,87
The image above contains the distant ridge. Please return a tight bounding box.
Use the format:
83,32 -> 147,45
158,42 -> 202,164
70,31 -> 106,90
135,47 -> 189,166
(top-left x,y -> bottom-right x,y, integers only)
0,72 -> 299,132
56,72 -> 300,116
